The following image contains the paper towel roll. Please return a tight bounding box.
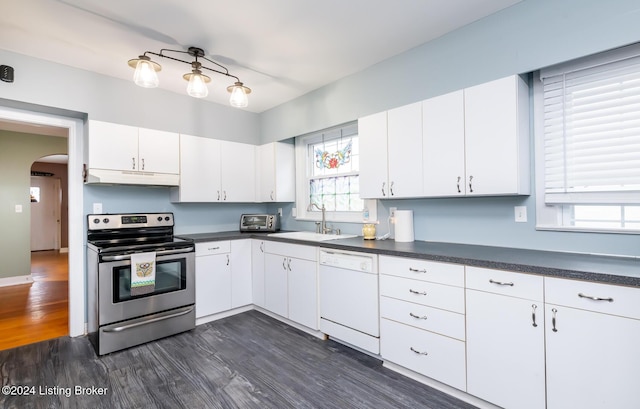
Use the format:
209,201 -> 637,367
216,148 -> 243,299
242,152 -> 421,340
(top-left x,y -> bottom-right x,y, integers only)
394,210 -> 414,242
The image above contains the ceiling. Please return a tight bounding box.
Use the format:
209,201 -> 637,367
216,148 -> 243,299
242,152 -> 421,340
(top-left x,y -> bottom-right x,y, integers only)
0,0 -> 522,114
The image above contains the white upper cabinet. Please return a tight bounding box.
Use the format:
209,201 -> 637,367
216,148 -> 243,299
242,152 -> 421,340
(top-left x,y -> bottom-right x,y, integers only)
359,110 -> 389,198
257,142 -> 295,202
387,102 -> 423,198
360,102 -> 423,199
172,134 -> 255,202
88,120 -> 179,176
422,90 -> 466,196
463,75 -> 530,196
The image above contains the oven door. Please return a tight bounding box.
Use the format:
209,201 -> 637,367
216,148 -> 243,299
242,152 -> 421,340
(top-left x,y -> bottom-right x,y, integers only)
97,249 -> 195,326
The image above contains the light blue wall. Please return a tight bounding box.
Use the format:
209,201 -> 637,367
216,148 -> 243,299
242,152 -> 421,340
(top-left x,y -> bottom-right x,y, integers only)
264,0 -> 640,257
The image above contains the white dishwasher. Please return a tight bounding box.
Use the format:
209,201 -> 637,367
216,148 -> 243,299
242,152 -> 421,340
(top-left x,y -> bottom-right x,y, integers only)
319,249 -> 379,354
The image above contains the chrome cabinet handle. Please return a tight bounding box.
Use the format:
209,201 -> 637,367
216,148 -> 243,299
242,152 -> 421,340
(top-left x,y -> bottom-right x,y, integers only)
287,258 -> 292,271
410,347 -> 428,356
551,308 -> 558,332
457,176 -> 461,193
409,312 -> 428,320
282,257 -> 287,270
469,175 -> 474,193
132,157 -> 136,170
381,182 -> 386,196
531,304 -> 538,327
390,181 -> 395,196
409,267 -> 427,274
578,293 -> 614,302
217,190 -> 221,201
260,242 -> 264,253
141,158 -> 145,170
270,191 -> 275,201
226,254 -> 229,266
208,246 -> 220,251
489,279 -> 514,286
409,289 -> 427,296
223,191 -> 227,201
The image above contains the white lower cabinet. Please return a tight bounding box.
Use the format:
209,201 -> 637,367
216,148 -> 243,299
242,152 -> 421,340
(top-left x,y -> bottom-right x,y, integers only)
264,242 -> 318,330
545,277 -> 640,409
195,240 -> 252,319
251,240 -> 266,307
379,255 -> 466,391
195,241 -> 232,318
465,268 -> 546,409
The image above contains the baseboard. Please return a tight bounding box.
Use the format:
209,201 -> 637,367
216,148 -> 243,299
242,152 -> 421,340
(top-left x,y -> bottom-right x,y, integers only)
196,305 -> 254,326
0,274 -> 34,287
59,247 -> 69,253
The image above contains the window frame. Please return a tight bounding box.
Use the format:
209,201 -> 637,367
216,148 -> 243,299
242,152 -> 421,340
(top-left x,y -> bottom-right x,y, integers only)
533,69 -> 640,235
294,122 -> 377,224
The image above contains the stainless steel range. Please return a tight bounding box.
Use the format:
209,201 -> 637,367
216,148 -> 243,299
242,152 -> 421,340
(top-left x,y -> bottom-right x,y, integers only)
86,212 -> 195,355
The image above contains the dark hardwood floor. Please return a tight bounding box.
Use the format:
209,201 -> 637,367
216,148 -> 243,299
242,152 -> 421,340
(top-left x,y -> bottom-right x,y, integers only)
0,310 -> 477,409
0,251 -> 68,351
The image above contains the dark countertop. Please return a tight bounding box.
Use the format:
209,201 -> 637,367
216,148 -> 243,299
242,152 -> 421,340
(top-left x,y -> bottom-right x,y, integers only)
176,231 -> 640,287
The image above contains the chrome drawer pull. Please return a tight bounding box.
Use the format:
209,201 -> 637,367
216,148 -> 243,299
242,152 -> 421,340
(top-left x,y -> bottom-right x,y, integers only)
489,279 -> 514,286
409,289 -> 427,296
551,308 -> 558,332
409,267 -> 427,274
208,247 -> 220,251
409,312 -> 428,320
410,347 -> 428,356
531,304 -> 538,327
578,293 -> 613,302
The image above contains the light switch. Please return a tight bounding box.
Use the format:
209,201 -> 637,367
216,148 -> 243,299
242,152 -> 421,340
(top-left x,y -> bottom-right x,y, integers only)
514,206 -> 527,222
15,204 -> 22,213
93,203 -> 103,214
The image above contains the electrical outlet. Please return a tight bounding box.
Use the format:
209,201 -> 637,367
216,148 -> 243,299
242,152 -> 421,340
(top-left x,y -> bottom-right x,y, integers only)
514,206 -> 527,222
277,208 -> 283,217
93,203 -> 103,214
389,207 -> 397,218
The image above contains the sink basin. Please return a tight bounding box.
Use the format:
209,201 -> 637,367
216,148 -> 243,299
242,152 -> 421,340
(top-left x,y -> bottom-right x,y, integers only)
268,231 -> 358,241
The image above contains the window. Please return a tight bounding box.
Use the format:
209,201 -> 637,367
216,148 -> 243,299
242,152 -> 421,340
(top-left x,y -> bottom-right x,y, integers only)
535,43 -> 640,232
295,122 -> 375,223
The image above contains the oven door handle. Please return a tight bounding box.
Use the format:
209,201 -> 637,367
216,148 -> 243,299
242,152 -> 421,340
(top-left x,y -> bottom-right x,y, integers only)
102,306 -> 194,333
100,246 -> 195,261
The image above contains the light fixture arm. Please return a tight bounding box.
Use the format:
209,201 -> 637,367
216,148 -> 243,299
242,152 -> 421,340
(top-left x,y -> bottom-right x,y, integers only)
141,47 -> 241,83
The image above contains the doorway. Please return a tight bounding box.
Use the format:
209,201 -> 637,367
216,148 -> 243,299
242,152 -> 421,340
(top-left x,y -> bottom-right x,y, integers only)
0,106 -> 84,344
30,175 -> 62,251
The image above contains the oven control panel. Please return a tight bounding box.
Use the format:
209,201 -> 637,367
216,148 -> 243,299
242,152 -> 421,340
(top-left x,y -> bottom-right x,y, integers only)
88,213 -> 174,230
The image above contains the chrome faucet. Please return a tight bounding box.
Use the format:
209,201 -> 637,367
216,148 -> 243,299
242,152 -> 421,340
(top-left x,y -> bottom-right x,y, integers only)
307,203 -> 329,234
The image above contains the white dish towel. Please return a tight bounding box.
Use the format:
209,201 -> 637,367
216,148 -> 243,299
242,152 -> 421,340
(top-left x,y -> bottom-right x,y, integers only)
130,251 -> 156,296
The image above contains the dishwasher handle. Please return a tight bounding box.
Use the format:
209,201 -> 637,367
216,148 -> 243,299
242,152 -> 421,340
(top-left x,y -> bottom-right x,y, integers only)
319,250 -> 375,273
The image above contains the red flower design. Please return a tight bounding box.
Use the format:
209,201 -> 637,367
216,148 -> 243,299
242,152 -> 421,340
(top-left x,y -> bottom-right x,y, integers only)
329,157 -> 339,168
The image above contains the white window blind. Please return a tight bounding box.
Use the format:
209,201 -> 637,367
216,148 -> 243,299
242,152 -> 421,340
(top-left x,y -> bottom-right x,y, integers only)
541,44 -> 640,204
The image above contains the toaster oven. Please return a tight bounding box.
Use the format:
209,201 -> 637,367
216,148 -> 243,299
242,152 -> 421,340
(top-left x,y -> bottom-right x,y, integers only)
239,214 -> 280,232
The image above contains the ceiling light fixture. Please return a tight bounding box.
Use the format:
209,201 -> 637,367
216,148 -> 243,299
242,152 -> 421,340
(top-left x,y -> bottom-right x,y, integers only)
128,47 -> 251,107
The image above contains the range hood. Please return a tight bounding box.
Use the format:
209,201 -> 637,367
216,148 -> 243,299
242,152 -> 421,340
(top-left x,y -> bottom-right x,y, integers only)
84,168 -> 179,186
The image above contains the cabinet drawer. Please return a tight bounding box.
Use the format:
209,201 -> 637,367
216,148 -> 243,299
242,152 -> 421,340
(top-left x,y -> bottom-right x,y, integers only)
545,277 -> 640,320
380,275 -> 465,313
379,255 -> 464,287
381,318 -> 466,391
195,240 -> 231,256
466,267 -> 543,301
380,296 -> 465,341
265,241 -> 317,261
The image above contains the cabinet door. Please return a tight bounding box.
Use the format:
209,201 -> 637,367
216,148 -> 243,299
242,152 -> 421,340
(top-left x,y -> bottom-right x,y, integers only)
466,290 -> 546,409
464,75 -> 528,195
220,140 -> 255,202
88,120 -> 139,171
359,111 -> 389,198
288,257 -> 317,329
175,135 -> 221,202
422,90 -> 466,196
195,253 -> 231,318
251,240 -> 266,307
138,127 -> 180,174
258,143 -> 295,202
387,102 -> 423,198
545,304 -> 640,409
264,253 -> 288,317
230,240 -> 252,308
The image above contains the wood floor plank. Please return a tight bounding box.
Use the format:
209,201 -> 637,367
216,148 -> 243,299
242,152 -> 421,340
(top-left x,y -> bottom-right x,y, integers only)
0,311 -> 478,409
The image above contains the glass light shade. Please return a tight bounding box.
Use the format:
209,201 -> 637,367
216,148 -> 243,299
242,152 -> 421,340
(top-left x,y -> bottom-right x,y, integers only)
133,59 -> 159,88
186,72 -> 209,98
228,82 -> 250,108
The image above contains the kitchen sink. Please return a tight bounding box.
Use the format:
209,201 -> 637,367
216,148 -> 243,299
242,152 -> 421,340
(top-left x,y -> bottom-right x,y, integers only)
268,231 -> 358,241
